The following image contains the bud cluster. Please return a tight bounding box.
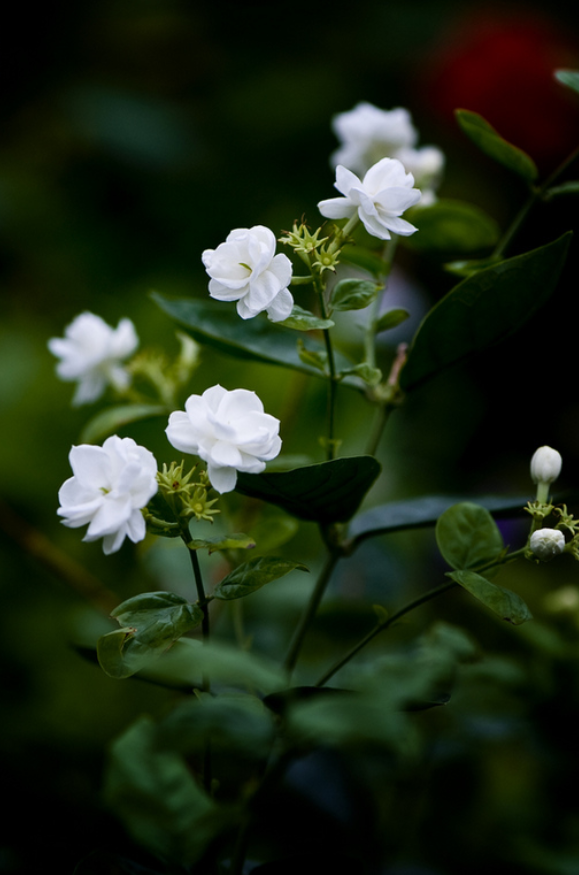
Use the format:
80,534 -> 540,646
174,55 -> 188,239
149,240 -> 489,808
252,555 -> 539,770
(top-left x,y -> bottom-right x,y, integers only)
145,461 -> 220,537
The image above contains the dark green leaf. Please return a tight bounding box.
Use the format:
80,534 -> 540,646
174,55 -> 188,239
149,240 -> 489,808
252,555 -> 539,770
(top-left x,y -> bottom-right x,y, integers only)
340,245 -> 390,276
104,716 -> 229,864
213,556 -> 308,601
400,233 -> 572,390
348,493 -> 530,544
455,109 -> 538,182
97,592 -> 203,678
330,279 -> 381,311
404,199 -> 500,254
158,693 -> 275,756
448,569 -> 533,625
436,502 -> 504,570
279,305 -> 334,331
152,293 -> 355,383
188,533 -> 256,553
80,403 -> 168,444
555,69 -> 579,94
544,181 -> 579,200
236,456 -> 381,523
375,308 -> 410,333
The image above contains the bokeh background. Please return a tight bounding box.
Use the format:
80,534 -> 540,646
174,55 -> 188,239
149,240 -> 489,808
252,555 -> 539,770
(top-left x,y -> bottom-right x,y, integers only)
2,2 -> 579,873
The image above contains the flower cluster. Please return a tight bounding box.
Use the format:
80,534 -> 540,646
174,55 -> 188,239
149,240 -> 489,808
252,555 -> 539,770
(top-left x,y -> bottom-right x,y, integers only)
318,158 -> 421,241
166,384 -> 282,494
330,102 -> 444,205
57,436 -> 158,554
48,312 -> 138,405
202,225 -> 293,322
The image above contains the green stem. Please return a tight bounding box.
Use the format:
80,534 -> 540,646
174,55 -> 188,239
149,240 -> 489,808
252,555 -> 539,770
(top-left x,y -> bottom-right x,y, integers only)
315,277 -> 339,460
327,213 -> 360,255
283,549 -> 340,677
365,403 -> 395,457
314,579 -> 457,688
364,235 -> 398,369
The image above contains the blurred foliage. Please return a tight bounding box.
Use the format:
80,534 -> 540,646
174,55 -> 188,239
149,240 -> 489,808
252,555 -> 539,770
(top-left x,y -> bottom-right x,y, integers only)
2,1 -> 579,873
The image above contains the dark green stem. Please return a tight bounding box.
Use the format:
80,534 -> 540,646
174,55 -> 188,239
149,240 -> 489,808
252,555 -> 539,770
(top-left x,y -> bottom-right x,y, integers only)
283,549 -> 340,676
314,579 -> 458,687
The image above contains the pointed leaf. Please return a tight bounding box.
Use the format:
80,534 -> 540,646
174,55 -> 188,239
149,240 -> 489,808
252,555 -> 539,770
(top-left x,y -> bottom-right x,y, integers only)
555,69 -> 579,95
297,339 -> 327,372
348,493 -> 530,545
188,533 -> 256,553
279,305 -> 334,331
338,362 -> 382,386
80,403 -> 168,444
404,199 -> 500,254
98,592 -> 203,678
544,181 -> 579,200
330,279 -> 381,311
152,293 -> 355,383
213,556 -> 308,601
456,109 -> 538,182
400,233 -> 572,390
375,308 -> 410,333
448,569 -> 532,625
435,502 -> 504,570
235,456 -> 381,523
444,255 -> 502,277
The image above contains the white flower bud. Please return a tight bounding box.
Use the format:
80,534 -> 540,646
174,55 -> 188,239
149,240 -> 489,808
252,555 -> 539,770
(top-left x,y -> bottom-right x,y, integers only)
530,528 -> 566,561
530,446 -> 562,485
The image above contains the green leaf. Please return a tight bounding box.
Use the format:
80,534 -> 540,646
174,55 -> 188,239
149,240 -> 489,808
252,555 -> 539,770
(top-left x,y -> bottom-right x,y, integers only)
279,305 -> 334,331
144,637 -> 285,693
400,232 -> 572,391
97,592 -> 203,678
555,68 -> 579,95
236,456 -> 381,523
188,533 -> 256,553
404,199 -> 500,254
544,181 -> 579,201
80,403 -> 168,444
435,502 -> 504,570
158,693 -> 275,757
330,279 -> 381,311
338,362 -> 382,386
443,255 -> 502,277
340,245 -> 390,276
297,339 -> 327,372
448,569 -> 533,625
348,493 -> 530,545
104,716 -> 229,864
375,308 -> 410,333
213,556 -> 308,601
152,293 -> 355,383
455,109 -> 538,182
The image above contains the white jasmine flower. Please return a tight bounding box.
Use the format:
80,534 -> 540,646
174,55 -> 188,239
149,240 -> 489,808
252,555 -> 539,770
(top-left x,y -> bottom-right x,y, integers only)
58,436 -> 158,554
318,158 -> 421,241
331,103 -> 417,175
394,146 -> 445,206
202,226 -> 294,322
530,528 -> 566,561
48,312 -> 138,405
530,446 -> 562,485
166,385 -> 281,494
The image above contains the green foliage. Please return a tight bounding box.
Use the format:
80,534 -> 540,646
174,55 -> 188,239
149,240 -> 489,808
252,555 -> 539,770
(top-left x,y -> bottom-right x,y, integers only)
555,68 -> 579,95
435,502 -> 504,571
404,199 -> 500,254
330,278 -> 381,311
400,233 -> 572,390
212,556 -> 308,601
447,570 -> 533,625
375,308 -> 410,333
340,244 -> 390,276
455,109 -> 539,183
338,361 -> 383,386
80,403 -> 168,444
348,493 -> 529,545
97,592 -> 203,678
280,305 -> 334,331
188,533 -> 256,553
103,716 -> 232,865
544,181 -> 579,200
236,455 -> 381,523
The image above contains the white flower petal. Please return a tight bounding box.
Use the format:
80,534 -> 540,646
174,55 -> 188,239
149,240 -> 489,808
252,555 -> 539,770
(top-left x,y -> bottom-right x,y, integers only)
207,463 -> 238,494
266,288 -> 294,322
317,197 -> 356,220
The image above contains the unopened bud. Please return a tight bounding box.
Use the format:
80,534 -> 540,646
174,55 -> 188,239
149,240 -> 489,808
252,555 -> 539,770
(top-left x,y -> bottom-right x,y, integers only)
530,528 -> 565,561
530,446 -> 562,485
